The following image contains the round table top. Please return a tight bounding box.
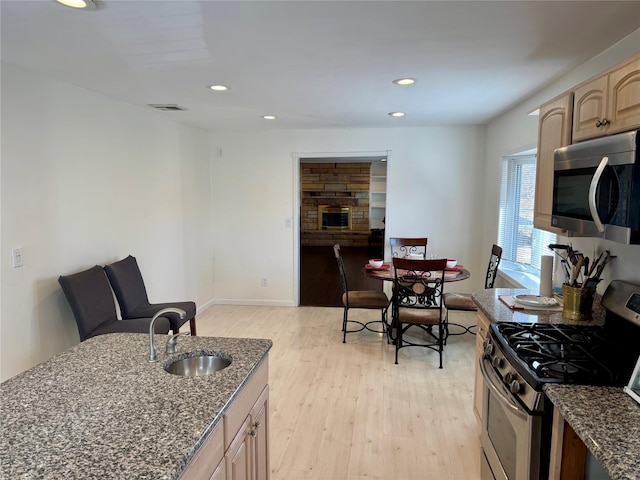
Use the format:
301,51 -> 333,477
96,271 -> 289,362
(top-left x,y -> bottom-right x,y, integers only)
364,265 -> 470,282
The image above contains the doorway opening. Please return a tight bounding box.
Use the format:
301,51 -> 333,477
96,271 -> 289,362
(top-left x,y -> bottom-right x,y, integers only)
294,152 -> 388,306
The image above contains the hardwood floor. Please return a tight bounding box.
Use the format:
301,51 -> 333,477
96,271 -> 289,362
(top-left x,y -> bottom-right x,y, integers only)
196,304 -> 481,480
300,246 -> 382,307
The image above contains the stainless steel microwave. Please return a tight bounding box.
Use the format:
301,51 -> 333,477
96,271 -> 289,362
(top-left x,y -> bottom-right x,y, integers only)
552,129 -> 640,244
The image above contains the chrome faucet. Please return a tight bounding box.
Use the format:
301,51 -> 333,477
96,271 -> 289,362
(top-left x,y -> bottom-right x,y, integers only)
149,308 -> 186,362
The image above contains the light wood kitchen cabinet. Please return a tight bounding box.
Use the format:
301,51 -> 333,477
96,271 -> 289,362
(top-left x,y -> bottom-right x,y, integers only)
226,416 -> 253,480
181,357 -> 269,480
534,93 -> 573,234
226,385 -> 270,480
572,53 -> 640,142
473,310 -> 491,421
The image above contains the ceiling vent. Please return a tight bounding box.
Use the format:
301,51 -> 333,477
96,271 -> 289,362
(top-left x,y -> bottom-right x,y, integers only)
148,104 -> 188,111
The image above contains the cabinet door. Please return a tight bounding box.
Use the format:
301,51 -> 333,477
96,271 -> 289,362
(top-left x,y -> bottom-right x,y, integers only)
226,416 -> 252,480
473,311 -> 491,421
250,386 -> 270,480
210,459 -> 226,480
606,56 -> 640,135
534,93 -> 572,234
572,75 -> 608,141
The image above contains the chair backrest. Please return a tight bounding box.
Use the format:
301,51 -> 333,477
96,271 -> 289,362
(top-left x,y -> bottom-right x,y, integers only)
392,257 -> 447,311
103,255 -> 150,317
485,244 -> 503,289
390,237 -> 428,258
58,265 -> 119,341
333,244 -> 349,297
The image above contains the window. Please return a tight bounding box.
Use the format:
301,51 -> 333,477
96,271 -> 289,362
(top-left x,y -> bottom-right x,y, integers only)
498,153 -> 556,272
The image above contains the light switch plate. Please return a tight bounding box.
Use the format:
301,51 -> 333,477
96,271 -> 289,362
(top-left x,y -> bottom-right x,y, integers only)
12,248 -> 24,268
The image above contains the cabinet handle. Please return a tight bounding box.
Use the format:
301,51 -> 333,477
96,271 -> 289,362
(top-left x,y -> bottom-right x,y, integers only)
249,420 -> 262,437
595,118 -> 610,127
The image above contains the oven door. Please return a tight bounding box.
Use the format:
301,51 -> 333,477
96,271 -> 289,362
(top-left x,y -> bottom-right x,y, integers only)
479,354 -> 542,480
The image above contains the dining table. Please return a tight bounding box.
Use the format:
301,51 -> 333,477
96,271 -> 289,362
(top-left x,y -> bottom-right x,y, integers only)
364,263 -> 470,283
364,261 -> 472,341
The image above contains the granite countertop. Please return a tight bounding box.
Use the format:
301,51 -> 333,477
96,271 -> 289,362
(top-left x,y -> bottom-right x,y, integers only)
472,287 -> 605,326
544,384 -> 640,480
0,333 -> 272,480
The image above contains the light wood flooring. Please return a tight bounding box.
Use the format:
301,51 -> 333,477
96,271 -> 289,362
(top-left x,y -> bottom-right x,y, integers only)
196,305 -> 481,480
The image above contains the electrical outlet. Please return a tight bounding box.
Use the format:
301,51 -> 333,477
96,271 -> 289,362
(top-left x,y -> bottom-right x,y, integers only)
261,277 -> 268,287
12,247 -> 24,268
216,147 -> 223,157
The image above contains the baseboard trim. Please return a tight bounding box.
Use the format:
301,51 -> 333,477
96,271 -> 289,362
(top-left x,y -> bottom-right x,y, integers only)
210,298 -> 297,307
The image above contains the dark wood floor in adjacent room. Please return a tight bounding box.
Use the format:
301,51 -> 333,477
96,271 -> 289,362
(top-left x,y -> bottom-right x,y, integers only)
300,246 -> 383,307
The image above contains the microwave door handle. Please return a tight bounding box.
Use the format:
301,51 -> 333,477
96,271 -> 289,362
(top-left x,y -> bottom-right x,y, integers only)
588,156 -> 608,233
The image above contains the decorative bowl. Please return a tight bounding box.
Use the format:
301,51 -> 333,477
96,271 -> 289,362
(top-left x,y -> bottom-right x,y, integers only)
446,259 -> 458,268
369,259 -> 384,268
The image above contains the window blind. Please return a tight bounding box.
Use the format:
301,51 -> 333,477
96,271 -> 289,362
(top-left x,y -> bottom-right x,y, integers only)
498,154 -> 556,271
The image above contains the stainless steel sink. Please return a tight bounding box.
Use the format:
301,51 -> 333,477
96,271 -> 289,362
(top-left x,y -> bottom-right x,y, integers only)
164,353 -> 231,377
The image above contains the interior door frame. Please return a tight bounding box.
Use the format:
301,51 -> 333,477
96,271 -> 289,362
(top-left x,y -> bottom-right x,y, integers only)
292,150 -> 390,306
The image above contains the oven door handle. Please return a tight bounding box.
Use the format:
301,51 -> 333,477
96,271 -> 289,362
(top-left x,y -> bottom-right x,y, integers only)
479,354 -> 528,420
588,156 -> 608,233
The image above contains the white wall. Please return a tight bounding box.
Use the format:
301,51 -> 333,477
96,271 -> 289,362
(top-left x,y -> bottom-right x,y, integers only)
0,63 -> 214,381
483,29 -> 640,293
209,126 -> 487,304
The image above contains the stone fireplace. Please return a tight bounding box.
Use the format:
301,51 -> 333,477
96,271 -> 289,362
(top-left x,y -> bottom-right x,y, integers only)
300,162 -> 370,247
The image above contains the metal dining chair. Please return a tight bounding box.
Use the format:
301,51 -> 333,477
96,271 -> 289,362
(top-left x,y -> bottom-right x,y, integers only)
392,257 -> 448,367
333,244 -> 390,343
442,244 -> 502,337
390,237 -> 428,258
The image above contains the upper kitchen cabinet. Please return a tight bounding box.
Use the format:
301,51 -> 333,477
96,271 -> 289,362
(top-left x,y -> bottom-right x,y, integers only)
534,92 -> 573,234
572,53 -> 640,142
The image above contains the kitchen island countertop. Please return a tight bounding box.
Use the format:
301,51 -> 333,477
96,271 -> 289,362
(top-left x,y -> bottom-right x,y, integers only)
0,333 -> 272,479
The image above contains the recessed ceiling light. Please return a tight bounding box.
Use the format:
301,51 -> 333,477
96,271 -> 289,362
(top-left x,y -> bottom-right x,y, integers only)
392,78 -> 416,86
262,115 -> 277,120
54,0 -> 97,9
388,112 -> 406,117
208,85 -> 230,91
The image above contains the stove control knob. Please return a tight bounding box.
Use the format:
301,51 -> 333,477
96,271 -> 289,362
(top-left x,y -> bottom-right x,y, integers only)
492,356 -> 503,368
483,340 -> 494,356
504,372 -> 514,384
509,380 -> 522,394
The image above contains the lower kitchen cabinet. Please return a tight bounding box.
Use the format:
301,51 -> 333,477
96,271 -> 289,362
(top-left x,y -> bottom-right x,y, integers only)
473,310 -> 490,421
227,384 -> 270,480
181,357 -> 269,480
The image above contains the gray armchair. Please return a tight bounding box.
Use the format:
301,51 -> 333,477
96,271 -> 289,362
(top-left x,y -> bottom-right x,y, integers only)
104,255 -> 197,335
58,265 -> 171,341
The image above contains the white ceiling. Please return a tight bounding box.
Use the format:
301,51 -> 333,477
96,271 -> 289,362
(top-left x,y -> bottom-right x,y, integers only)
2,1 -> 640,131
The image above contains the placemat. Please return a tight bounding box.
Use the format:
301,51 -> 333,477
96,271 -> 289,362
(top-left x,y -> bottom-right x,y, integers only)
499,295 -> 563,312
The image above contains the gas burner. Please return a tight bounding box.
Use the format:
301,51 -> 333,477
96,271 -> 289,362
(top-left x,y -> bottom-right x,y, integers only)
532,360 -> 581,378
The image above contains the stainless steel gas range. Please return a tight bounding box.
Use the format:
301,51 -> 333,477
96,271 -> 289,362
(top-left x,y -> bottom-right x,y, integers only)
479,280 -> 640,480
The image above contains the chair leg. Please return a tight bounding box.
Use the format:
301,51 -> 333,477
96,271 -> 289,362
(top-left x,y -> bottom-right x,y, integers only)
190,317 -> 197,336
438,324 -> 444,369
395,322 -> 401,364
343,307 -> 348,343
